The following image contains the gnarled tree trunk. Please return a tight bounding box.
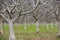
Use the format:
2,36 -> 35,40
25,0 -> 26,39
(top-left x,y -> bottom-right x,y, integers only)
8,20 -> 16,40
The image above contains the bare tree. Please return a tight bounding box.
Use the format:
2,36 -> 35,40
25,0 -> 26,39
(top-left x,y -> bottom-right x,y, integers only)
0,0 -> 39,40
50,1 -> 60,35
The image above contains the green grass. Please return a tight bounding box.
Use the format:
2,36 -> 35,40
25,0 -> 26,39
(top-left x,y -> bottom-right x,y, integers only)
39,24 -> 58,32
0,24 -> 58,40
3,24 -> 58,33
3,24 -> 9,34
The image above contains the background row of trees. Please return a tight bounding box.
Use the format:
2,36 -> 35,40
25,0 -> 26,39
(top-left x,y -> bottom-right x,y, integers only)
0,0 -> 60,23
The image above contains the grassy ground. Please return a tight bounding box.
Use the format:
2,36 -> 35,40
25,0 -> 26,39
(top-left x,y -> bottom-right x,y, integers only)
3,24 -> 58,33
0,24 -> 59,40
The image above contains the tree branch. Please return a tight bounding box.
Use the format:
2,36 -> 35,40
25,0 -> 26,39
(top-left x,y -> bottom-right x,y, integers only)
6,9 -> 12,19
21,0 -> 40,15
0,9 -> 6,13
0,14 -> 8,22
33,15 -> 38,21
13,0 -> 40,23
13,0 -> 20,5
54,8 -> 59,17
13,11 -> 21,23
0,1 -> 7,6
10,5 -> 16,14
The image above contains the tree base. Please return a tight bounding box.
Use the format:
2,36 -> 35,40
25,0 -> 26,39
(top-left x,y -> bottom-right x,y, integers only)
9,37 -> 16,40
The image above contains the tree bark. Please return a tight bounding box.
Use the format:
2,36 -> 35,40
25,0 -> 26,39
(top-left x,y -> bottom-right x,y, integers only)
47,24 -> 49,29
0,19 -> 3,34
24,22 -> 27,30
8,20 -> 16,40
36,21 -> 39,32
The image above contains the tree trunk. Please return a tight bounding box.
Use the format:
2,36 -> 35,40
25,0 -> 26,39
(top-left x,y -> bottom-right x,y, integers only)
36,21 -> 39,32
0,19 -> 3,34
52,23 -> 53,28
8,20 -> 16,40
47,24 -> 49,29
24,22 -> 27,30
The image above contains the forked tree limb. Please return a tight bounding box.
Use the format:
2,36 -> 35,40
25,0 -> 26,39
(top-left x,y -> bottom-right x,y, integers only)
6,9 -> 12,19
0,0 -> 40,23
10,5 -> 16,14
13,0 -> 40,23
